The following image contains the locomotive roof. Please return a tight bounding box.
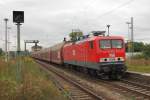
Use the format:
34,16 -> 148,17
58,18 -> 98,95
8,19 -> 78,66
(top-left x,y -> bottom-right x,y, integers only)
89,35 -> 124,40
64,35 -> 124,47
32,35 -> 124,52
78,35 -> 124,41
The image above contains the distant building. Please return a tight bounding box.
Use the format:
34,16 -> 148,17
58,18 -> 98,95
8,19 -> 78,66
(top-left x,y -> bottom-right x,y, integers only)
31,45 -> 42,52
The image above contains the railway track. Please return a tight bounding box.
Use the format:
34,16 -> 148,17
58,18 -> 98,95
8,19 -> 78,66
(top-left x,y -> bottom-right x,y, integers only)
103,79 -> 150,99
60,66 -> 150,99
35,59 -> 150,99
120,79 -> 150,99
36,60 -> 104,100
125,72 -> 150,86
61,68 -> 150,99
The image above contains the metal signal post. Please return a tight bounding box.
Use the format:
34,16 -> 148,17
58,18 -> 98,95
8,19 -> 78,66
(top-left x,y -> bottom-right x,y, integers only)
16,23 -> 21,52
13,11 -> 24,83
16,23 -> 22,83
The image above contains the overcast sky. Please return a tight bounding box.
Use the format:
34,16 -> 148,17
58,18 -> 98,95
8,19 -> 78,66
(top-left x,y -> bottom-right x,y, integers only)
0,0 -> 150,51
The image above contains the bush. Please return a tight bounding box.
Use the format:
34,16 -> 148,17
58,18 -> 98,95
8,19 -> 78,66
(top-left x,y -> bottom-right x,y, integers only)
0,57 -> 67,100
131,53 -> 145,59
0,80 -> 18,100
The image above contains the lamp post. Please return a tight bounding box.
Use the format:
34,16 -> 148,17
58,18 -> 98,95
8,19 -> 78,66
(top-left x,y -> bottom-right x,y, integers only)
7,27 -> 11,60
107,25 -> 110,36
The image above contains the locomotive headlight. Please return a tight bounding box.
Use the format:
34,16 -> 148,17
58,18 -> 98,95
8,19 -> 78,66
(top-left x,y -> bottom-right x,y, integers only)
100,58 -> 115,62
115,57 -> 124,61
100,58 -> 108,62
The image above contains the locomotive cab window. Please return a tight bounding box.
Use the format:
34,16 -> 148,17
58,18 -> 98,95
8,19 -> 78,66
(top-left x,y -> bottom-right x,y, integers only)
112,40 -> 123,48
100,40 -> 111,49
89,41 -> 93,49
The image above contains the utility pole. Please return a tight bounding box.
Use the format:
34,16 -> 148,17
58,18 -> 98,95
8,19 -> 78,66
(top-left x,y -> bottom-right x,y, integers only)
131,17 -> 134,57
4,18 -> 8,62
126,22 -> 131,41
107,25 -> 110,36
126,22 -> 131,53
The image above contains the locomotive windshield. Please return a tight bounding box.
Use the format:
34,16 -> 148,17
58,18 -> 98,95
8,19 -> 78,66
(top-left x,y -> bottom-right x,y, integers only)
100,39 -> 123,49
112,40 -> 122,48
100,40 -> 111,49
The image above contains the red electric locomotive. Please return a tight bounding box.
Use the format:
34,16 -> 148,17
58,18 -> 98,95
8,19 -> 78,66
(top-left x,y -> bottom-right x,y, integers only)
32,31 -> 126,79
63,31 -> 126,79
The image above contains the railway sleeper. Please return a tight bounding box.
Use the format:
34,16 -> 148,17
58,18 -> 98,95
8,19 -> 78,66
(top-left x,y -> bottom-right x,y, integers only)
135,89 -> 147,92
72,93 -> 89,95
141,91 -> 150,95
72,94 -> 91,97
71,92 -> 88,96
73,96 -> 93,100
70,90 -> 83,92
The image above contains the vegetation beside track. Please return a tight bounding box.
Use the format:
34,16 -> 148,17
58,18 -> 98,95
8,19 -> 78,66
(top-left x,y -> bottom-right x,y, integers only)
0,56 -> 67,100
127,58 -> 150,73
126,42 -> 150,73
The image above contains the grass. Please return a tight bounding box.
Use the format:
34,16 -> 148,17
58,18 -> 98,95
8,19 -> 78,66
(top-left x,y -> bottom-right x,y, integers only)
127,58 -> 150,73
0,56 -> 68,100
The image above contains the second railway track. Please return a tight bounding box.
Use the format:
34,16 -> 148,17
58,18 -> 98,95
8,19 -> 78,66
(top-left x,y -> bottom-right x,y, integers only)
120,79 -> 150,99
105,79 -> 150,99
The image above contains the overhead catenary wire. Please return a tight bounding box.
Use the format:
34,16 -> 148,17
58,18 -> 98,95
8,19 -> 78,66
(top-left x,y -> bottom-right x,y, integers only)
70,0 -> 136,34
97,0 -> 135,18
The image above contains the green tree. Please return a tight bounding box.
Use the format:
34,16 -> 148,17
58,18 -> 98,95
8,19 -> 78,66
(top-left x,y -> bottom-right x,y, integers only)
143,44 -> 150,58
126,42 -> 144,52
69,31 -> 83,41
0,48 -> 3,56
133,42 -> 144,52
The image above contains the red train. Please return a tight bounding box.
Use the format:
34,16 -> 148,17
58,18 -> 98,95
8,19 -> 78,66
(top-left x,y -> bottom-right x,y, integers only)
32,31 -> 127,79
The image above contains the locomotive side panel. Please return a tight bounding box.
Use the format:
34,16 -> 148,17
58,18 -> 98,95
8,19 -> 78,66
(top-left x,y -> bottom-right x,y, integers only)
63,40 -> 100,70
